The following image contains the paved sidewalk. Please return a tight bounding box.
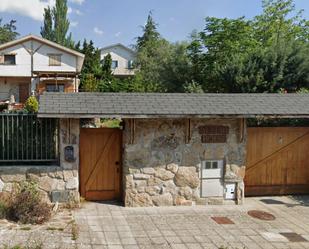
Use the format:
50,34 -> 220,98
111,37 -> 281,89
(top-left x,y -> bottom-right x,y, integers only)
73,196 -> 309,249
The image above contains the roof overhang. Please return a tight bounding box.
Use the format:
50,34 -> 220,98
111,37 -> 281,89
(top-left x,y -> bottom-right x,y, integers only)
0,35 -> 85,58
100,43 -> 136,55
37,113 -> 309,119
37,92 -> 309,119
33,71 -> 79,78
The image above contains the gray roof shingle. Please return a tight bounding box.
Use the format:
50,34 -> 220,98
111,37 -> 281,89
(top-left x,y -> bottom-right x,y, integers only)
38,92 -> 309,118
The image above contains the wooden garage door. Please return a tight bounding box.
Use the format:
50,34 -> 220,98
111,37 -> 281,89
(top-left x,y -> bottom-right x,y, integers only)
245,127 -> 309,196
80,128 -> 122,201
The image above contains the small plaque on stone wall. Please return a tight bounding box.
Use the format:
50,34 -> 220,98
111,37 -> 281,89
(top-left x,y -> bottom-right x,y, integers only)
64,146 -> 75,162
198,125 -> 229,143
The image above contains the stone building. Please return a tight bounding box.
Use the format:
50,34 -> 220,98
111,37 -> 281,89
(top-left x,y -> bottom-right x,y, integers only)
1,92 -> 308,206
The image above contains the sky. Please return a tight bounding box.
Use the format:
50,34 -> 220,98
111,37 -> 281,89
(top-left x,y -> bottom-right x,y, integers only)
0,0 -> 309,48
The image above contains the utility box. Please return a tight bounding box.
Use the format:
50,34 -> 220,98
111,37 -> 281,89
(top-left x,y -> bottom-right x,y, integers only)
201,160 -> 224,198
225,183 -> 236,200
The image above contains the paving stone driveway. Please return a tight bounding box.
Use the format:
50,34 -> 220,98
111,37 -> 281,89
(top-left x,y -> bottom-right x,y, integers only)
73,195 -> 309,249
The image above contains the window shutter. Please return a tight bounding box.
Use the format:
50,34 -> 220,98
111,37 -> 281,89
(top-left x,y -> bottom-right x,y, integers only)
0,55 -> 4,64
49,54 -> 61,66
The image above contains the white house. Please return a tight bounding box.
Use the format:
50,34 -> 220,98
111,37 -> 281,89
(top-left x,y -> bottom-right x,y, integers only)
100,43 -> 136,78
0,35 -> 85,103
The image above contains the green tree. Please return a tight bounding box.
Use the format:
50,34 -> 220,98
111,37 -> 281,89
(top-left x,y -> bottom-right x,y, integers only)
254,0 -> 309,46
0,19 -> 19,44
79,40 -> 103,91
183,81 -> 204,93
40,7 -> 53,41
134,13 -> 192,92
101,53 -> 113,81
136,11 -> 161,49
82,74 -> 99,92
188,0 -> 309,93
41,0 -> 74,47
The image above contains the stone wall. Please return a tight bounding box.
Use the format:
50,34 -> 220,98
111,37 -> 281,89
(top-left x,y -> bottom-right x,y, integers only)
0,118 -> 80,203
123,118 -> 246,207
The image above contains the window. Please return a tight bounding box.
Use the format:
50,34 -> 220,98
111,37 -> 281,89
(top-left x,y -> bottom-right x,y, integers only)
49,54 -> 62,66
128,60 -> 134,69
203,161 -> 219,170
46,84 -> 65,92
111,60 -> 118,69
198,125 -> 229,143
2,54 -> 16,65
201,160 -> 224,179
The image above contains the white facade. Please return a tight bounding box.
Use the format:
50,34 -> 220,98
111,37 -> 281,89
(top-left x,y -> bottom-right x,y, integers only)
100,44 -> 136,77
0,39 -> 82,77
0,35 -> 84,103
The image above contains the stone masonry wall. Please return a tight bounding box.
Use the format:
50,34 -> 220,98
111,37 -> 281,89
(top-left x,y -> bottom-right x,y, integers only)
123,118 -> 246,207
0,118 -> 80,203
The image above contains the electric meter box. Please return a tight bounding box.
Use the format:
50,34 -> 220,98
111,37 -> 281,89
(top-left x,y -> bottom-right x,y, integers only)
201,160 -> 224,198
225,183 -> 236,200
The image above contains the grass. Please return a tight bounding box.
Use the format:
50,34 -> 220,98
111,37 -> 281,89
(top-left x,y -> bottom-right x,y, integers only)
19,227 -> 31,231
46,227 -> 64,231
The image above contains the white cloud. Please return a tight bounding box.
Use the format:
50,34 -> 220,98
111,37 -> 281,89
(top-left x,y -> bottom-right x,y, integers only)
74,9 -> 82,15
93,27 -> 103,35
68,7 -> 83,15
69,0 -> 85,5
115,32 -> 121,37
70,21 -> 78,27
0,0 -> 55,21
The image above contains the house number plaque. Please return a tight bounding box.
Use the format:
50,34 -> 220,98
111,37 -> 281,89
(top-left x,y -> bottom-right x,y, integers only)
198,125 -> 229,143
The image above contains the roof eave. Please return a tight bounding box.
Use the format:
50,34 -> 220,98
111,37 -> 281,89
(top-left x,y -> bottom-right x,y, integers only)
0,35 -> 85,58
37,113 -> 309,119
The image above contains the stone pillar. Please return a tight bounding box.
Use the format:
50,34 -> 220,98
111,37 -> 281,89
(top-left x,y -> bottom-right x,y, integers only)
52,118 -> 80,203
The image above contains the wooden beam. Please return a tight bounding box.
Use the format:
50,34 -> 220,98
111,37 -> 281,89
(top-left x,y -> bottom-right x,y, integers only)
239,118 -> 245,143
129,118 -> 136,144
185,118 -> 191,144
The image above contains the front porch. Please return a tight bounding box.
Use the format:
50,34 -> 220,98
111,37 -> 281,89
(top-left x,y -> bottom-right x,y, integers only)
0,77 -> 31,109
34,71 -> 79,95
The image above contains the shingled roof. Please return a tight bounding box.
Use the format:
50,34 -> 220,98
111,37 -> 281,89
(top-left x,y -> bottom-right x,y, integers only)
38,92 -> 309,118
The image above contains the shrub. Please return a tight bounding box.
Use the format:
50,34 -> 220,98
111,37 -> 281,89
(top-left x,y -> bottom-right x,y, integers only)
24,96 -> 39,113
8,181 -> 51,224
0,192 -> 10,219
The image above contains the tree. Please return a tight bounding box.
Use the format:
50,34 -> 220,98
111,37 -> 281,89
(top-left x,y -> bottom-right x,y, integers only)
0,19 -> 19,44
134,13 -> 193,92
253,0 -> 309,46
40,7 -> 53,41
82,74 -> 99,92
41,0 -> 74,47
78,40 -> 103,91
136,11 -> 161,49
53,0 -> 70,45
187,0 -> 309,93
101,53 -> 113,81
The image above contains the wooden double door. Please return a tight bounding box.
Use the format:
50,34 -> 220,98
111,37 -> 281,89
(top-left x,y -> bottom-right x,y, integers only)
245,127 -> 309,196
80,128 -> 122,201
